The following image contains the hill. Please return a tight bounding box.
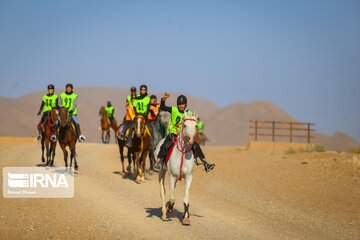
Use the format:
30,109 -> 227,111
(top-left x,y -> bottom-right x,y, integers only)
0,87 -> 358,151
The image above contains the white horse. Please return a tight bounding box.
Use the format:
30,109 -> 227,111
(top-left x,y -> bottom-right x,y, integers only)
155,111 -> 198,225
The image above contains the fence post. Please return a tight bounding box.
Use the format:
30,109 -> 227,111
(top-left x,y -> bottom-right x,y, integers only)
290,121 -> 293,143
255,120 -> 258,141
307,123 -> 310,143
272,121 -> 275,142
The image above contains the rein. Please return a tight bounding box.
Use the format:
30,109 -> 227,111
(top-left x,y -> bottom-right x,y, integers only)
176,118 -> 196,181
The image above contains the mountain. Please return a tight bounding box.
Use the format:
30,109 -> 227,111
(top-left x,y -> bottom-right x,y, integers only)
0,87 -> 358,151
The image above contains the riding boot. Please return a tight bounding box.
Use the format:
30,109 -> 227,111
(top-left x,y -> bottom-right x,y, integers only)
192,142 -> 215,173
125,127 -> 134,148
37,123 -> 42,140
153,135 -> 173,171
76,123 -> 86,142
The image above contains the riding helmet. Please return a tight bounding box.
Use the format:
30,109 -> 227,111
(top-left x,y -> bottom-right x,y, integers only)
47,84 -> 55,90
177,95 -> 187,105
130,86 -> 136,92
140,84 -> 147,91
65,83 -> 73,89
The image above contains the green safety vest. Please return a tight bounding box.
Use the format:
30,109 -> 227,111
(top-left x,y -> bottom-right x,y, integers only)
197,121 -> 204,134
168,107 -> 193,135
105,106 -> 114,117
127,94 -> 140,105
60,92 -> 78,115
42,94 -> 58,113
133,96 -> 150,115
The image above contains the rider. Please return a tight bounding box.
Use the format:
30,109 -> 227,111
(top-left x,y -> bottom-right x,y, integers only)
104,101 -> 115,125
51,83 -> 86,142
36,84 -> 58,140
125,84 -> 151,148
153,93 -> 215,173
117,86 -> 137,140
147,95 -> 160,169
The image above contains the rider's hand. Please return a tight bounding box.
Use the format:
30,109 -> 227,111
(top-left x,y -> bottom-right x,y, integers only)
163,92 -> 170,99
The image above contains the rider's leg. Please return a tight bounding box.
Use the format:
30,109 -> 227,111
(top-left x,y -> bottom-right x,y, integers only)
37,112 -> 48,140
119,121 -> 129,139
125,120 -> 135,147
153,134 -> 174,171
50,117 -> 59,142
72,114 -> 86,142
192,141 -> 215,173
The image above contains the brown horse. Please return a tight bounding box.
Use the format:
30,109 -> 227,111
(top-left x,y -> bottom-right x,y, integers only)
196,132 -> 209,146
116,123 -> 135,174
131,115 -> 151,183
99,106 -> 118,143
39,109 -> 58,165
57,108 -> 79,170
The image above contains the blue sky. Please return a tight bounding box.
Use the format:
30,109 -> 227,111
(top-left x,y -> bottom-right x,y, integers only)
0,0 -> 359,142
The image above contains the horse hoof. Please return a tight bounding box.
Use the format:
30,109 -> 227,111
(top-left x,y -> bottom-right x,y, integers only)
42,158 -> 45,163
162,216 -> 170,222
182,217 -> 191,226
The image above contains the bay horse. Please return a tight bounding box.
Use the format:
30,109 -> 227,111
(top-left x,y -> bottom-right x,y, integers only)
116,123 -> 134,174
132,114 -> 151,183
99,106 -> 118,143
39,109 -> 58,166
58,108 -> 79,170
155,111 -> 198,225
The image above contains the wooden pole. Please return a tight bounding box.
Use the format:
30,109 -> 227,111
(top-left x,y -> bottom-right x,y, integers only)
290,121 -> 293,142
272,121 -> 275,142
255,120 -> 258,141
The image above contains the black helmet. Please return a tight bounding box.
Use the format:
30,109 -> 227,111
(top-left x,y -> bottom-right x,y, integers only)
177,95 -> 187,105
130,86 -> 136,92
140,84 -> 147,91
150,95 -> 157,100
47,84 -> 55,90
65,83 -> 73,89
107,101 -> 111,106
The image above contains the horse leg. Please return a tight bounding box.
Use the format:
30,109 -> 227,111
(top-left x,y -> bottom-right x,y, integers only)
106,129 -> 110,144
50,142 -> 56,166
71,146 -> 78,170
118,141 -> 125,173
167,174 -> 177,214
141,151 -> 148,182
41,138 -> 45,163
61,144 -> 68,167
45,138 -> 50,166
158,169 -> 168,221
134,152 -> 141,183
182,174 -> 193,226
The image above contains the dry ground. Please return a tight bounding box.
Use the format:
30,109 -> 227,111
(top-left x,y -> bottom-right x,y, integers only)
0,138 -> 359,240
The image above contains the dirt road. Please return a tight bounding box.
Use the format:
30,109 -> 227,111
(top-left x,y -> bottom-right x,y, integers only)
0,139 -> 359,239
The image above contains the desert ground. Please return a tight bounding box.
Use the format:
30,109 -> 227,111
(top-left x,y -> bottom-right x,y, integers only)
0,137 -> 359,240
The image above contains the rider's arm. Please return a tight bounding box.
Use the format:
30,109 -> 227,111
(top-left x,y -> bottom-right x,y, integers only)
160,98 -> 172,113
55,97 -> 59,109
149,108 -> 156,118
70,98 -> 77,113
38,101 -> 44,114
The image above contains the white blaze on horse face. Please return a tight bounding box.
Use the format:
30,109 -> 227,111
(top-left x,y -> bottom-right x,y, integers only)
136,117 -> 142,137
184,118 -> 197,145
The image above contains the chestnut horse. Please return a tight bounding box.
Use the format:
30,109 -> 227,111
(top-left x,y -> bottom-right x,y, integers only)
132,115 -> 151,183
99,106 -> 118,143
39,109 -> 58,166
57,108 -> 79,170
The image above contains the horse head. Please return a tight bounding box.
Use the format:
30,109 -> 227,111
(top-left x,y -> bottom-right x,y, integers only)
50,108 -> 59,123
181,111 -> 198,145
135,115 -> 146,138
58,108 -> 70,127
99,106 -> 106,116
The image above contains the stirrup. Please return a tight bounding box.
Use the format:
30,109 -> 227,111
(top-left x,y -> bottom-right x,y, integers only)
204,163 -> 215,173
50,135 -> 57,142
79,135 -> 86,142
153,162 -> 162,172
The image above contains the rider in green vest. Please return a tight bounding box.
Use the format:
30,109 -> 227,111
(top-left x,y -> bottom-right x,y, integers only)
153,93 -> 215,173
196,118 -> 204,135
51,83 -> 86,142
117,86 -> 138,140
125,84 -> 151,148
36,84 -> 59,140
104,101 -> 115,124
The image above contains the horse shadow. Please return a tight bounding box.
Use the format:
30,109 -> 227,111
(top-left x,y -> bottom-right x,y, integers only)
112,171 -> 136,181
145,207 -> 183,222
